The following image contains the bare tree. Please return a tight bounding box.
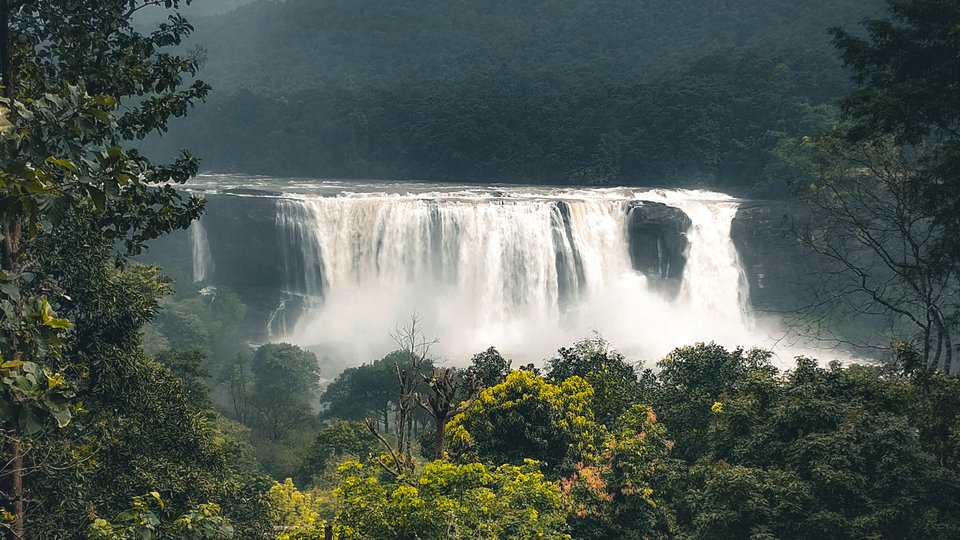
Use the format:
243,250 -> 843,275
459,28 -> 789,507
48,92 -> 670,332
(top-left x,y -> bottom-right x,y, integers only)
795,136 -> 957,372
417,368 -> 479,459
390,313 -> 437,471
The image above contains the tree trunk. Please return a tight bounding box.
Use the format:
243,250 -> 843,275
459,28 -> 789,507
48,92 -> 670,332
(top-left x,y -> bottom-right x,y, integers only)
0,3 -> 24,534
2,436 -> 24,540
0,0 -> 10,102
933,308 -> 952,374
933,329 -> 943,370
0,0 -> 18,272
433,419 -> 446,459
395,366 -> 417,468
9,438 -> 22,540
944,326 -> 953,375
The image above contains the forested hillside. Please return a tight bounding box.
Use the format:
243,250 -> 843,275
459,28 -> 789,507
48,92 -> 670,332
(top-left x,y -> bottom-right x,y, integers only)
191,0 -> 881,90
145,0 -> 885,192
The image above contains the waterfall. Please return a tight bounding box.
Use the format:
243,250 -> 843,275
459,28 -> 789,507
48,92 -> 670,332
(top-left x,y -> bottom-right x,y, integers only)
266,298 -> 289,339
273,187 -> 757,362
638,190 -> 751,329
189,220 -> 214,283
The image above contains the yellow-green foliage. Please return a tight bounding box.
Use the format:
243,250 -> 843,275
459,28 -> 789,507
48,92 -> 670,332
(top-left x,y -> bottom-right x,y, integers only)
447,370 -> 601,474
561,404 -> 675,538
333,459 -> 571,539
86,493 -> 234,539
264,478 -> 330,540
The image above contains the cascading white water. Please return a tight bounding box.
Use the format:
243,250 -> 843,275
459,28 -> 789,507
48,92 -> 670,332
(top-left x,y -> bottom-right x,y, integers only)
189,220 -> 215,283
638,190 -> 751,331
273,187 -> 763,363
277,195 -> 633,321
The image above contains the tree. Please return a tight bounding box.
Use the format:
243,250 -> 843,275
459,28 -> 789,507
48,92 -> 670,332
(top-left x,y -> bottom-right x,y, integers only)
388,315 -> 436,471
832,0 -> 960,252
416,367 -> 479,459
447,370 -> 600,476
0,0 -> 208,535
222,353 -> 253,424
469,347 -> 511,388
22,217 -> 271,536
296,421 -> 378,488
155,349 -> 212,410
250,343 -> 320,442
319,356 -> 397,432
677,356 -> 960,539
794,136 -> 957,371
652,343 -> 773,461
562,405 -> 676,540
785,0 -> 960,371
87,493 -> 234,540
263,478 -> 330,540
332,460 -> 570,540
154,287 -> 249,373
546,336 -> 644,428
154,310 -> 212,352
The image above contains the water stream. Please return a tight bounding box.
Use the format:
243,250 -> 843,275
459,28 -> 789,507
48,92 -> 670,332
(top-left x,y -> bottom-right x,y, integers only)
271,187 -> 759,362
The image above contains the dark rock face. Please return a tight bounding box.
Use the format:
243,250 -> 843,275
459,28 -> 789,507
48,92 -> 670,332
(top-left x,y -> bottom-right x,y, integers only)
731,200 -> 810,313
201,194 -> 286,315
141,192 -> 288,339
626,201 -> 690,292
553,201 -> 588,308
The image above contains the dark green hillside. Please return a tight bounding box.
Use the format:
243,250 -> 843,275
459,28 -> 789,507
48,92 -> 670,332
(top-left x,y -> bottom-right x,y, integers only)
144,0 -> 886,191
192,0 -> 883,90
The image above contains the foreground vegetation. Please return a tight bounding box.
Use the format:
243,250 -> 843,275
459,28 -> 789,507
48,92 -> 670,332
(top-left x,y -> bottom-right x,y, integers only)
19,301 -> 960,539
269,338 -> 960,540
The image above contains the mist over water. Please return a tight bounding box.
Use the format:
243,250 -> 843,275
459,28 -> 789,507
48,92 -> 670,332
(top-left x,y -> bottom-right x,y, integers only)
265,185 -> 807,366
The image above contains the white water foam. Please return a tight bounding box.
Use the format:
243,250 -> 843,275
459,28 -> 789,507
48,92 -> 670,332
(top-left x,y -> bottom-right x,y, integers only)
269,187 -> 800,366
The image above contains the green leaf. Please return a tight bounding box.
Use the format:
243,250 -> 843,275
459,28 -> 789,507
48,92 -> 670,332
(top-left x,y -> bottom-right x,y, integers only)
19,409 -> 42,435
47,317 -> 72,330
0,113 -> 13,134
0,282 -> 20,300
86,185 -> 106,213
49,406 -> 72,428
88,108 -> 113,126
45,156 -> 78,172
44,370 -> 65,389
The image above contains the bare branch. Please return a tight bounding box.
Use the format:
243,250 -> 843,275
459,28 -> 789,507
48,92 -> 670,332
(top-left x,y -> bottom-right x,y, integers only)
364,418 -> 403,478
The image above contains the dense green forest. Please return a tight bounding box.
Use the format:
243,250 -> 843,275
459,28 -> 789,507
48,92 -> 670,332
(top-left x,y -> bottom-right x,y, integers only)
2,0 -> 960,538
144,0 -> 884,193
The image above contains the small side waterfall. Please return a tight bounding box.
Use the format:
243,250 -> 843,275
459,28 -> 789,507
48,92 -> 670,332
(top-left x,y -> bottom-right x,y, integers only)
270,187 -> 757,361
266,298 -> 289,339
189,220 -> 215,283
